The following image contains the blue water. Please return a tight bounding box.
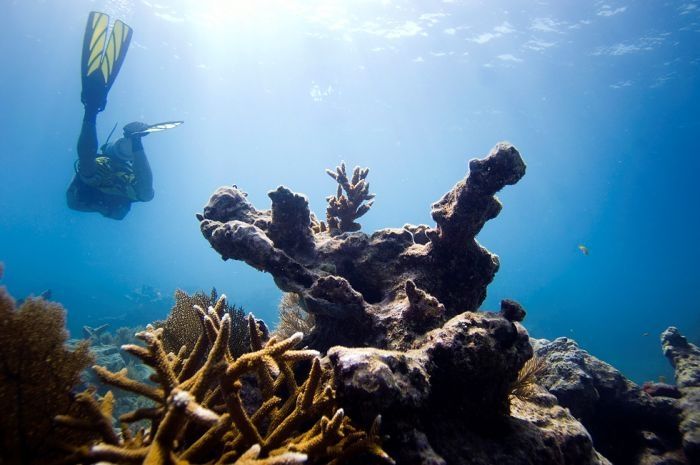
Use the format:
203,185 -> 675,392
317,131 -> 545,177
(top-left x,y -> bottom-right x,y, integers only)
1,0 -> 698,384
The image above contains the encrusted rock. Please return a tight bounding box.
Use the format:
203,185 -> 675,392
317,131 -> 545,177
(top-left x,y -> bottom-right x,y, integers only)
403,280 -> 446,330
644,382 -> 682,399
500,299 -> 526,322
534,337 -> 687,464
325,312 -> 609,464
662,327 -> 700,463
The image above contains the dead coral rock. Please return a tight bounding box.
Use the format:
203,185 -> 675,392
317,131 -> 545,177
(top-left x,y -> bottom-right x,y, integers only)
403,224 -> 431,245
423,312 -> 532,419
199,142 -> 526,351
500,299 -> 526,322
327,312 -> 610,465
431,142 -> 525,246
502,391 -> 612,465
328,347 -> 430,426
201,185 -> 262,224
268,187 -> 315,255
0,288 -> 93,465
534,337 -> 687,465
402,280 -> 446,330
661,327 -> 700,463
643,382 -> 682,399
424,392 -> 611,465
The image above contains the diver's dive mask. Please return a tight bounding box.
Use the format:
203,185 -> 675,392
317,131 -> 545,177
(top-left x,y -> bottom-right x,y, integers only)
101,137 -> 135,162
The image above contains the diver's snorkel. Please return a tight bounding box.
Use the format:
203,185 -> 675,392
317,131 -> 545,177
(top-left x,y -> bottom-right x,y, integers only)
99,122 -> 118,153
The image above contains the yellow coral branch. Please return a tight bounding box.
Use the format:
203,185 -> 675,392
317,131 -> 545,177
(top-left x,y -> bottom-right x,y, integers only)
93,365 -> 165,402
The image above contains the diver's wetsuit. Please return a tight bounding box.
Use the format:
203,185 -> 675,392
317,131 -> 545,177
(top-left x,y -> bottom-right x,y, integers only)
66,107 -> 154,220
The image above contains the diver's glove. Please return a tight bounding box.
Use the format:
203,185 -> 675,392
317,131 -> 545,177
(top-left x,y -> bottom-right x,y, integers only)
123,121 -> 151,139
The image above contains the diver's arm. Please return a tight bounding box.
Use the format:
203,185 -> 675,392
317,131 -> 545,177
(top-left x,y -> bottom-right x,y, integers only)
76,108 -> 99,177
130,137 -> 154,201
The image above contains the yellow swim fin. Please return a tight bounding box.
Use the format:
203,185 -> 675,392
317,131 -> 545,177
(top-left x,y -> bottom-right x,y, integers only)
81,11 -> 133,112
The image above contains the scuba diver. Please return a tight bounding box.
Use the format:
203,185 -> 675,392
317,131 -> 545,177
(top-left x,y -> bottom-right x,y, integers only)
67,11 -> 182,220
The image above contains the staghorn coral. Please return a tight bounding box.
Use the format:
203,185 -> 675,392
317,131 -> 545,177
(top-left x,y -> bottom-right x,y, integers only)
0,286 -> 93,465
82,323 -> 110,343
274,292 -> 315,340
161,288 -> 251,358
57,295 -> 390,465
324,162 -> 375,235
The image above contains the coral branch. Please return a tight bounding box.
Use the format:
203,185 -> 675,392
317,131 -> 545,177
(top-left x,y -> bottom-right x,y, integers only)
325,162 -> 375,234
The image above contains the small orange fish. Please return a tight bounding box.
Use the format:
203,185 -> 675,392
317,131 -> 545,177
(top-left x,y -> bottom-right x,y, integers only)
578,244 -> 589,255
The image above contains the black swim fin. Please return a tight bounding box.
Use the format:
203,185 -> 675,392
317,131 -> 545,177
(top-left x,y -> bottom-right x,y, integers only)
81,11 -> 133,112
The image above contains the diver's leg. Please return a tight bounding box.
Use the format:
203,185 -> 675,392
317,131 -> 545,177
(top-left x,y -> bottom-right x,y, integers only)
130,137 -> 154,201
76,106 -> 100,178
66,175 -> 97,212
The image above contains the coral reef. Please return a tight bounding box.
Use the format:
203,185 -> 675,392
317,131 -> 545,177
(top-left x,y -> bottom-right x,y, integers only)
534,337 -> 689,465
661,327 -> 700,463
5,139 -> 694,465
0,286 -> 93,465
58,295 -> 389,464
198,142 -> 526,352
198,143 -> 618,464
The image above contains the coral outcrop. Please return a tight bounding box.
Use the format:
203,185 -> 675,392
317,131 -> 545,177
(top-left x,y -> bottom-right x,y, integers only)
59,295 -> 389,464
661,327 -> 700,463
198,142 -> 526,352
0,286 -> 93,465
534,337 -> 689,465
198,143 -> 616,464
326,311 -> 611,465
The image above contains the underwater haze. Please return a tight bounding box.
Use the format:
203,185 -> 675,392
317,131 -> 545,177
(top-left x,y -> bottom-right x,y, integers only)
0,0 -> 698,384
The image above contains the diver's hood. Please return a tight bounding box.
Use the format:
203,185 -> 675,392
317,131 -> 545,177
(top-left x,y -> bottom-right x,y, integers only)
102,137 -> 134,161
